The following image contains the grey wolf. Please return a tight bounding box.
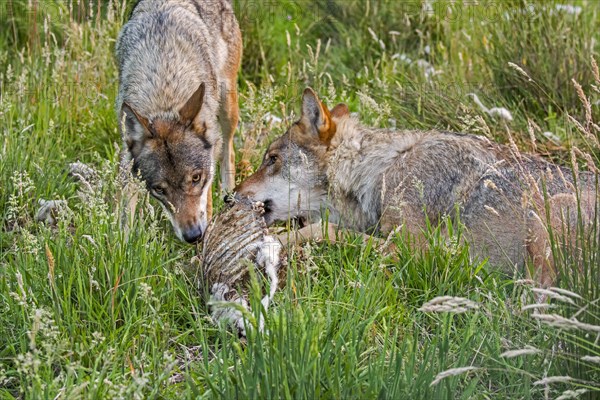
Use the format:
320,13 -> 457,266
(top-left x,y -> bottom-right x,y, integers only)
116,0 -> 241,242
234,87 -> 598,285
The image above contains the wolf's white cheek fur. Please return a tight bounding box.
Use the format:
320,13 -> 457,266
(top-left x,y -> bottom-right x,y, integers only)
262,180 -> 326,223
261,175 -> 300,221
197,178 -> 213,234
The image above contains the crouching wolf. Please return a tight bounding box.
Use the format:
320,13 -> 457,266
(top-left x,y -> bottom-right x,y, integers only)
116,0 -> 242,243
235,88 -> 598,285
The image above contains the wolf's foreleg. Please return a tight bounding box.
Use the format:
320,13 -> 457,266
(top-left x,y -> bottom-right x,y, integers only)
276,222 -> 389,253
219,83 -> 239,192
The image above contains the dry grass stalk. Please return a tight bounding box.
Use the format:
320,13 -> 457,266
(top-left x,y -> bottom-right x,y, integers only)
572,79 -> 593,130
522,303 -> 557,312
527,118 -> 538,153
530,288 -> 576,305
546,287 -> 583,300
533,376 -> 573,386
45,243 -> 55,283
581,356 -> 600,364
591,56 -> 599,85
500,347 -> 541,359
567,115 -> 600,149
532,313 -> 600,333
555,388 -> 588,400
508,62 -> 532,81
419,296 -> 479,314
572,146 -> 600,174
430,366 -> 478,386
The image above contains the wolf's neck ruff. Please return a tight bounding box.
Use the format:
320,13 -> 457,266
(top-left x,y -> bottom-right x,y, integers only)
324,116 -> 427,231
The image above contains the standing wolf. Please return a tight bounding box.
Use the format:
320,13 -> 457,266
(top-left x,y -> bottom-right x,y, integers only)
235,88 -> 598,285
116,0 -> 241,243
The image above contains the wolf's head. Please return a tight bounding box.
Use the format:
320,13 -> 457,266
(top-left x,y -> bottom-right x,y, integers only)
234,88 -> 349,226
121,83 -> 216,243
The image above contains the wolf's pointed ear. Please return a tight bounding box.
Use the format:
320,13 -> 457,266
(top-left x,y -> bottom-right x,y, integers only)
330,103 -> 350,119
121,102 -> 153,141
179,82 -> 205,124
301,87 -> 337,146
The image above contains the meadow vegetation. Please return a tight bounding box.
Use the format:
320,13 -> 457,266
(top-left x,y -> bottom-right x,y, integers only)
0,0 -> 599,398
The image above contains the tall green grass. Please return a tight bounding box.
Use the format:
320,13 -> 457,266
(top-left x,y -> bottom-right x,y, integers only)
1,0 -> 599,398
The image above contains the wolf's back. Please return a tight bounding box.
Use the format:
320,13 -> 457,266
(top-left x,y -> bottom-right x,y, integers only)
116,0 -> 238,124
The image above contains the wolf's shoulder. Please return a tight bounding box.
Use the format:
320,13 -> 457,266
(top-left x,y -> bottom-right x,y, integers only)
127,0 -> 239,39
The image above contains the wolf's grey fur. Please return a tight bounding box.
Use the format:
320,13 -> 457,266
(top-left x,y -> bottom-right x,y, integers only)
116,0 -> 241,242
236,88 -> 598,285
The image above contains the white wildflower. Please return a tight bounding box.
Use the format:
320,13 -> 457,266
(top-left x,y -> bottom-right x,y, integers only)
415,59 -> 439,81
138,282 -> 154,302
392,53 -> 412,64
263,112 -> 282,125
91,331 -> 105,348
467,93 -> 513,122
543,131 -> 562,144
555,4 -> 582,16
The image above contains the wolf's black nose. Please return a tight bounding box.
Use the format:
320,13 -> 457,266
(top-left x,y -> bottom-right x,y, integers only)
223,193 -> 235,205
183,227 -> 203,243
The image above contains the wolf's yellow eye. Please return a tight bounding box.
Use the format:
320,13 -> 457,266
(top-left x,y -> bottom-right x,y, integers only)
153,186 -> 165,195
192,174 -> 201,183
